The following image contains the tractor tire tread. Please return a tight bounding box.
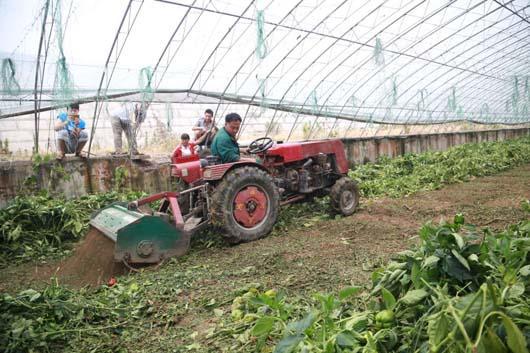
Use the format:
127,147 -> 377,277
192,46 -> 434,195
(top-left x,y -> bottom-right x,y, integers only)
330,177 -> 360,216
211,166 -> 280,244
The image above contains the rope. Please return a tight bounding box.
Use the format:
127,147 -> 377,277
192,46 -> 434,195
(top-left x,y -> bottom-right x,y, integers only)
511,76 -> 519,115
52,0 -> 75,106
447,86 -> 457,112
310,89 -> 318,115
139,66 -> 154,103
256,10 -> 267,59
1,58 -> 21,95
374,37 -> 384,66
480,103 -> 489,121
417,89 -> 427,111
165,102 -> 173,131
391,76 -> 398,106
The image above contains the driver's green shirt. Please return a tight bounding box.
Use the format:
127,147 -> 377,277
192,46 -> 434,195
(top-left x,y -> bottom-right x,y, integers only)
211,127 -> 240,163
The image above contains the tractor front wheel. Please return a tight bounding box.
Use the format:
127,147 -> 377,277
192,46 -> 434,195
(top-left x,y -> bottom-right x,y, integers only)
211,166 -> 280,243
330,177 -> 359,216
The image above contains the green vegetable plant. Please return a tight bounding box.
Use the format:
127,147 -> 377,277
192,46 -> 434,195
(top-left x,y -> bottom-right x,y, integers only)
349,136 -> 530,198
208,214 -> 530,352
0,191 -> 145,266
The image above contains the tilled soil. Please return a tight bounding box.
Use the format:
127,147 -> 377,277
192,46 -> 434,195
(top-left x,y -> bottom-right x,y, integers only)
0,164 -> 529,294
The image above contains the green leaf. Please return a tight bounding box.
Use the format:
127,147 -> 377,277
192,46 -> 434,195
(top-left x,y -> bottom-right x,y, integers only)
287,311 -> 317,334
506,282 -> 525,300
427,311 -> 449,347
251,316 -> 275,337
400,289 -> 428,305
422,255 -> 440,268
452,232 -> 465,249
335,331 -> 358,347
501,315 -> 529,353
411,262 -> 423,289
454,213 -> 465,226
451,249 -> 470,271
480,326 -> 507,353
381,288 -> 396,310
344,313 -> 368,331
339,286 -> 361,300
29,292 -> 41,302
519,265 -> 530,277
274,334 -> 304,353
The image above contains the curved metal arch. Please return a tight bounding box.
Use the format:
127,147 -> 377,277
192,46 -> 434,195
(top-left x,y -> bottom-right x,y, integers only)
355,14 -> 528,133
305,0 -> 475,139
390,16 -> 529,125
338,4 -> 520,137
418,19 -> 530,122
193,1 -> 292,96
324,0 -> 490,136
33,0 -> 51,154
421,45 -> 530,125
259,0 -> 391,138
219,1 -> 327,132
283,0 -> 430,140
142,0 -> 211,111
250,0 -> 363,105
87,0 -> 144,157
363,3 -> 518,124
394,46 -> 530,130
226,1 -> 333,135
212,0 -> 305,120
150,0 -> 201,90
395,29 -> 529,125
333,1 -> 512,136
187,0 -> 255,93
408,27 -> 529,122
237,0 -> 352,137
428,66 -> 528,124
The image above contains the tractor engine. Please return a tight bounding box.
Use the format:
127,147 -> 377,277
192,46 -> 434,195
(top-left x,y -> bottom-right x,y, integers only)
275,153 -> 335,195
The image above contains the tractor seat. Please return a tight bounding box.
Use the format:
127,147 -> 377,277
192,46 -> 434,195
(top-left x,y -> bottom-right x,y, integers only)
205,155 -> 221,166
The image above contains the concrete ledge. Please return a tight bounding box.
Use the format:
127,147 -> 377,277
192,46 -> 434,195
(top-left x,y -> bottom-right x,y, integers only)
341,127 -> 530,167
1,127 -> 529,207
0,155 -> 172,208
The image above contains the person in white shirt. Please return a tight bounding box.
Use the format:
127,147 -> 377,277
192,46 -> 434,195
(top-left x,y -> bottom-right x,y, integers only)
110,102 -> 142,154
192,108 -> 218,148
173,133 -> 198,159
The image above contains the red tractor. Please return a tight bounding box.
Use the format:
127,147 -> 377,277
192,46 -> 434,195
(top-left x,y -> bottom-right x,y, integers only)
90,138 -> 359,265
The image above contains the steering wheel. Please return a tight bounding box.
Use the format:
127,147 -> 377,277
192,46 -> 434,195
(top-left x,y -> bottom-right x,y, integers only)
248,137 -> 274,154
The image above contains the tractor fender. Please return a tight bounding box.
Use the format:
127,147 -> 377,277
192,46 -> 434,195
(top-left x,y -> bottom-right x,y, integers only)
202,159 -> 269,182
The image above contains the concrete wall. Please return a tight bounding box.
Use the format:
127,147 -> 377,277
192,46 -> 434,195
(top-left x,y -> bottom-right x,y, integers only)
0,156 -> 172,208
342,127 -> 530,167
0,127 -> 529,207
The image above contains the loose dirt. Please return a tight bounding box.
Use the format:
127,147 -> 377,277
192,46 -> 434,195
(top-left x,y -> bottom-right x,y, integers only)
56,228 -> 127,287
0,228 -> 126,291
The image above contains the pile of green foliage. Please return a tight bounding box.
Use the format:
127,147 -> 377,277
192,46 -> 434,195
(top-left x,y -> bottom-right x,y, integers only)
0,278 -> 154,353
349,136 -> 530,198
0,191 -> 144,266
206,214 -> 530,352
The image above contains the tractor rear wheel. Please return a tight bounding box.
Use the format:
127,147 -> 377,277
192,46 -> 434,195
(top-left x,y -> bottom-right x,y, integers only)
330,177 -> 359,216
211,166 -> 280,243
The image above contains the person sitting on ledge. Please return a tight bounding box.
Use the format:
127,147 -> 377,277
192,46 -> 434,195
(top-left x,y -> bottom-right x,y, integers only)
55,102 -> 88,160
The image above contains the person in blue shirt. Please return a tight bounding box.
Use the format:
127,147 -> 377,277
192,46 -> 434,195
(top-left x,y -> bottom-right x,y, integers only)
54,102 -> 89,160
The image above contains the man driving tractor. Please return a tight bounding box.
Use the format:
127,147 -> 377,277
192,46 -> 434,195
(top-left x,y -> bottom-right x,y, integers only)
211,112 -> 243,163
